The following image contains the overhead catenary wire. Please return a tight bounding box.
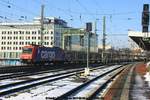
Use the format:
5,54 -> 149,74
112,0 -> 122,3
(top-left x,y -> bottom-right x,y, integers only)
74,0 -> 96,19
0,0 -> 38,16
34,0 -> 139,24
0,0 -> 41,22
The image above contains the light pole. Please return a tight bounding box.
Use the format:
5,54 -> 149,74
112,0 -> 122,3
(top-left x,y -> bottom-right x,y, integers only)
40,5 -> 44,46
102,16 -> 106,64
84,22 -> 92,76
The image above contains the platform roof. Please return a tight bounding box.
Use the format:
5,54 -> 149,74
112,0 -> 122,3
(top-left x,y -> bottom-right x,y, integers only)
128,31 -> 150,51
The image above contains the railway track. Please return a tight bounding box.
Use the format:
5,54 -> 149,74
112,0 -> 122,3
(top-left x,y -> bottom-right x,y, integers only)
0,63 -> 102,74
0,65 -> 125,99
54,65 -> 126,100
0,64 -> 104,80
0,65 -> 110,98
0,68 -> 69,80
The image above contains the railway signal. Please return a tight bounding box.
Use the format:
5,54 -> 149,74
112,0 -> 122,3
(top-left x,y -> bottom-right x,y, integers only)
142,4 -> 149,32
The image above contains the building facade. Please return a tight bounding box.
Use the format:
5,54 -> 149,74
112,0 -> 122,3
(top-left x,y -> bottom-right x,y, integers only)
0,17 -> 98,59
62,28 -> 98,52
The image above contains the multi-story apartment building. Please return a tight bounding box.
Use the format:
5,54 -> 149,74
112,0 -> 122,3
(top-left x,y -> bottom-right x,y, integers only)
0,17 -> 67,59
0,17 -> 98,60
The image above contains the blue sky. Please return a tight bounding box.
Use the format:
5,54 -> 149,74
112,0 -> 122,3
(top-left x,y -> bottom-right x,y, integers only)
0,0 -> 150,48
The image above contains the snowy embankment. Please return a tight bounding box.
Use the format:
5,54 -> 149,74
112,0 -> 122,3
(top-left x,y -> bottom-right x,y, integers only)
144,62 -> 150,87
144,72 -> 150,86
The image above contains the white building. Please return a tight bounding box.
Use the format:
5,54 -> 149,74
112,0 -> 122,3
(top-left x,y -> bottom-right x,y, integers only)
0,17 -> 67,59
0,17 -> 98,60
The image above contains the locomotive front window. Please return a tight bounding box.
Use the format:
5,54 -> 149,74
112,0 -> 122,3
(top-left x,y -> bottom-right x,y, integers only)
23,48 -> 32,54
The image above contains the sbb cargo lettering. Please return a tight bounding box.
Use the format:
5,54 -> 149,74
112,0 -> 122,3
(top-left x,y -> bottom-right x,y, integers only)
41,51 -> 55,59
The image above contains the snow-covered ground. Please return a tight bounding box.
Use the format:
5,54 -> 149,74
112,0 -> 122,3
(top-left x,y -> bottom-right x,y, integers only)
131,74 -> 147,100
144,61 -> 150,86
0,65 -> 121,100
130,63 -> 150,100
144,72 -> 150,87
0,68 -> 81,86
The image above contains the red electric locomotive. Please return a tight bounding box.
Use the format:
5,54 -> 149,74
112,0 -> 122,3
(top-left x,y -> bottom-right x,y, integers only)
20,45 -> 66,64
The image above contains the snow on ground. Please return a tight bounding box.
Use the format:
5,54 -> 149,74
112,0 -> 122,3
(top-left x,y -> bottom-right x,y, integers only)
0,79 -> 24,85
144,72 -> 150,87
1,65 -> 121,99
131,74 -> 147,100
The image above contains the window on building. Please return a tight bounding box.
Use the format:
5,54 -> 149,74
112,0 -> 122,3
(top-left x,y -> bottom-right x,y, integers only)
51,31 -> 53,34
2,36 -> 6,40
3,31 -> 5,34
19,31 -> 21,34
26,31 -> 30,34
38,30 -> 40,34
32,31 -> 36,34
45,37 -> 49,40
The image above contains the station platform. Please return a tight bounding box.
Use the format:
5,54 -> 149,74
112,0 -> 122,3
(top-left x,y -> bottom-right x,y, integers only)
101,62 -> 150,100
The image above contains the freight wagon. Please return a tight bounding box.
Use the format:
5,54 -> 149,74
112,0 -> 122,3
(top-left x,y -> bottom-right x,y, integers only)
20,45 -> 101,65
